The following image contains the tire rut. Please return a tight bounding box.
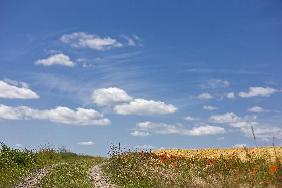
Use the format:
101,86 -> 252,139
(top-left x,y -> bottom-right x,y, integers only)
14,164 -> 60,188
89,164 -> 118,188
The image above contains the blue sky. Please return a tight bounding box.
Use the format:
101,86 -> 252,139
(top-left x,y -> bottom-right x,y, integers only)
0,0 -> 282,155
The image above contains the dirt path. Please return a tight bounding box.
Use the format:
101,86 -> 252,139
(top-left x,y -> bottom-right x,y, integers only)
89,164 -> 118,188
14,164 -> 59,188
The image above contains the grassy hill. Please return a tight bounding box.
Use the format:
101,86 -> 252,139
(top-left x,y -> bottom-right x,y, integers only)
0,143 -> 104,188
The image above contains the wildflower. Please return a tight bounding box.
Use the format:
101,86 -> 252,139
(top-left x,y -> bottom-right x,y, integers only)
207,159 -> 214,165
269,165 -> 278,174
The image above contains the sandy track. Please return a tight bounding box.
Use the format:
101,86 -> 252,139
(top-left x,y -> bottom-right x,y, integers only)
89,164 -> 118,188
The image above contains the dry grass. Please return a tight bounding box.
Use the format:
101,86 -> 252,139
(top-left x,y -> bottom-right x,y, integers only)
154,147 -> 282,162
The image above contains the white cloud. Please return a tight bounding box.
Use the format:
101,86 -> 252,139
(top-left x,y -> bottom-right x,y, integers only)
240,126 -> 282,141
0,104 -> 110,126
184,116 -> 199,121
77,141 -> 95,146
114,98 -> 177,115
233,144 -> 247,148
35,53 -> 75,67
131,121 -> 225,136
248,106 -> 265,113
130,130 -> 151,137
0,80 -> 39,99
61,32 -> 138,51
209,112 -> 282,141
201,79 -> 230,89
210,112 -> 241,124
197,92 -> 213,100
189,125 -> 225,136
226,92 -> 235,99
238,87 -> 278,98
134,145 -> 154,150
92,87 -> 132,106
92,87 -> 177,116
203,105 -> 217,111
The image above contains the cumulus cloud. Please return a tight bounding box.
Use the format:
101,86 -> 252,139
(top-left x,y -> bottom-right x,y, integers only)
197,92 -> 213,100
114,99 -> 177,115
130,130 -> 151,137
203,105 -> 217,111
91,87 -> 132,106
92,87 -> 177,116
0,80 -> 39,99
60,32 -> 139,51
189,125 -> 225,136
248,106 -> 265,113
184,116 -> 199,121
210,112 -> 241,124
201,79 -> 230,89
131,121 -> 225,137
233,144 -> 247,148
77,141 -> 95,146
0,104 -> 110,126
226,92 -> 235,99
35,53 -> 75,67
238,87 -> 278,98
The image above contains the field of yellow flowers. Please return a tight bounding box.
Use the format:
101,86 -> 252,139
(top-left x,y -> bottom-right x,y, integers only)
103,145 -> 282,188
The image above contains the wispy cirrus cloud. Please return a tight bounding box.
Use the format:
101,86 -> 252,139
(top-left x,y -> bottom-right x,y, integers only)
200,79 -> 230,89
203,105 -> 218,111
35,53 -> 75,67
0,104 -> 110,126
209,112 -> 282,140
0,80 -> 39,99
60,32 -> 140,51
130,121 -> 225,137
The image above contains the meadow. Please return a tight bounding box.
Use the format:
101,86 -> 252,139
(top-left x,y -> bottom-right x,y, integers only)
1,142 -> 282,187
103,144 -> 282,188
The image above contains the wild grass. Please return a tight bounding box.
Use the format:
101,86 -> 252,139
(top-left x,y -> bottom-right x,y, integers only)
38,156 -> 104,188
103,145 -> 282,188
0,142 -> 104,188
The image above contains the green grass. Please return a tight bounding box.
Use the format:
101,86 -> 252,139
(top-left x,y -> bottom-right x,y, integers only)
103,146 -> 282,188
38,156 -> 104,188
0,143 -> 104,188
